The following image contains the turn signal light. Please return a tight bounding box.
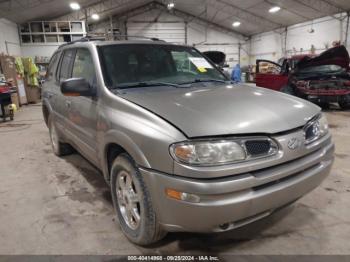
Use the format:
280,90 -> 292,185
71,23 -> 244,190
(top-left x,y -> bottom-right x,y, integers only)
165,188 -> 200,203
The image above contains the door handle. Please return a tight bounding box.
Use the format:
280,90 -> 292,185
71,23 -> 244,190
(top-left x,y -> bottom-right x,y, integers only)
65,100 -> 71,108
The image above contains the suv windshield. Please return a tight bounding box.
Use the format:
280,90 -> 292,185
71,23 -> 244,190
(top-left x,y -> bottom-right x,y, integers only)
99,44 -> 227,89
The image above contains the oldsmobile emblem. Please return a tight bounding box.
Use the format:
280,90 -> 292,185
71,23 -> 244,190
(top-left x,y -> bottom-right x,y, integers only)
287,137 -> 301,150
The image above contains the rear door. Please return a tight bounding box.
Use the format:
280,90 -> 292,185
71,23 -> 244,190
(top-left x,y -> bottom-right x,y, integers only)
42,51 -> 60,123
255,59 -> 289,91
48,49 -> 75,134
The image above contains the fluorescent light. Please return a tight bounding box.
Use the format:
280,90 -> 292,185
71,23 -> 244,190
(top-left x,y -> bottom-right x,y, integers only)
167,2 -> 175,9
269,6 -> 281,13
91,13 -> 100,20
70,2 -> 80,10
232,21 -> 241,27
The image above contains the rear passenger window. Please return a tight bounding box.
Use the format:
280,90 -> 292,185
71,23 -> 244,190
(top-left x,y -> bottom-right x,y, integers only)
72,49 -> 96,85
46,52 -> 60,81
59,49 -> 75,81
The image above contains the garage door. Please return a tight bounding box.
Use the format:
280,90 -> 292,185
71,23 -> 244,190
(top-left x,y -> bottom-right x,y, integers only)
126,22 -> 186,44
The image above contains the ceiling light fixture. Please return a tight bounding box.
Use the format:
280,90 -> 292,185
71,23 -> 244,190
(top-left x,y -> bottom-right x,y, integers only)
269,6 -> 281,13
167,1 -> 175,10
70,2 -> 80,10
91,13 -> 100,20
232,21 -> 241,27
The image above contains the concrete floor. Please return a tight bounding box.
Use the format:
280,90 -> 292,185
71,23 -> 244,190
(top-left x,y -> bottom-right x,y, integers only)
0,103 -> 349,255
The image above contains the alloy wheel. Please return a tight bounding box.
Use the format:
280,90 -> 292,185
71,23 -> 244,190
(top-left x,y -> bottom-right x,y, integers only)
116,170 -> 141,230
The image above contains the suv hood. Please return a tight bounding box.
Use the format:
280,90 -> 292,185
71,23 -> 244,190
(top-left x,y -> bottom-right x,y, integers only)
118,84 -> 320,138
296,45 -> 349,71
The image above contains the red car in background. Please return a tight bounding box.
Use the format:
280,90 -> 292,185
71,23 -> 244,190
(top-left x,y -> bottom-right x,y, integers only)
256,45 -> 350,109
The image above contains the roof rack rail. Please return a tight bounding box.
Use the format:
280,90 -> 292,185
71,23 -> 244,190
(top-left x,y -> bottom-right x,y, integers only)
58,35 -> 106,48
59,33 -> 166,48
113,34 -> 165,42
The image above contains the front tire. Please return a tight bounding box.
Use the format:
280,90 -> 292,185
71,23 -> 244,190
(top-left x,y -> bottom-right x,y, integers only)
110,153 -> 166,245
339,98 -> 350,110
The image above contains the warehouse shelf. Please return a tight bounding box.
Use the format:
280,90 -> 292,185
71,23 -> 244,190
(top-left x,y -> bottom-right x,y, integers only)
19,21 -> 86,44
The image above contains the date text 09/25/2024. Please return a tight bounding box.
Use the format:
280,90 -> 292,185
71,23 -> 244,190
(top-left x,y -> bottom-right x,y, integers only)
127,256 -> 220,261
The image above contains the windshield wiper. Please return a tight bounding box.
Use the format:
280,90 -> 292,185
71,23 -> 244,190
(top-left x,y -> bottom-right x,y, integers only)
179,79 -> 229,85
112,81 -> 180,89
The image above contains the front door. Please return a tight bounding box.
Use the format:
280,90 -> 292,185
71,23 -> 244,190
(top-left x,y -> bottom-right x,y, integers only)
255,59 -> 289,91
66,48 -> 99,166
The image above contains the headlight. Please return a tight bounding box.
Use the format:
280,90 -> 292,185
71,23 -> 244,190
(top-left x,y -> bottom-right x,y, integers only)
304,113 -> 329,144
170,138 -> 278,166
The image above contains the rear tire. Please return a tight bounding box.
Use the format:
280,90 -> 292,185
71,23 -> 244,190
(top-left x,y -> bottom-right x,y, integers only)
48,115 -> 74,156
110,153 -> 166,245
339,99 -> 350,110
280,85 -> 295,96
317,102 -> 330,110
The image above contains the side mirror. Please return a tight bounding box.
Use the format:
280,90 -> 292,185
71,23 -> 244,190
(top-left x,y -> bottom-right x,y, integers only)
60,78 -> 95,97
223,64 -> 229,68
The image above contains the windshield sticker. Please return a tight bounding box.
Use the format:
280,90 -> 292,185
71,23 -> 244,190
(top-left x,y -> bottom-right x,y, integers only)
189,57 -> 213,71
197,67 -> 207,73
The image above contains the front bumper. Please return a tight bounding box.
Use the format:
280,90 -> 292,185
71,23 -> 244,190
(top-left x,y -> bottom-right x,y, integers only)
297,87 -> 350,103
141,138 -> 334,233
306,94 -> 350,104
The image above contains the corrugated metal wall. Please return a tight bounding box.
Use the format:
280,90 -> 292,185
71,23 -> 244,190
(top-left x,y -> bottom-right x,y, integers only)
126,22 -> 186,43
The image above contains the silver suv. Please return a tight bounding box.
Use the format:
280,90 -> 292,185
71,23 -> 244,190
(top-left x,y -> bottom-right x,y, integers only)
42,38 -> 334,245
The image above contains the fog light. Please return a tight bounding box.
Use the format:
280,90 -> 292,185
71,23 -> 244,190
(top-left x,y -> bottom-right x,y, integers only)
165,188 -> 200,203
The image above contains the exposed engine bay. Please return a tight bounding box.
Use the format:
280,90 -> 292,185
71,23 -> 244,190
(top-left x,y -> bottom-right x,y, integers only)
290,46 -> 350,108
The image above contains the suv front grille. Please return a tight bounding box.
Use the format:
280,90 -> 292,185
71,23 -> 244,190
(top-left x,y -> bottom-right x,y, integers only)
245,140 -> 271,156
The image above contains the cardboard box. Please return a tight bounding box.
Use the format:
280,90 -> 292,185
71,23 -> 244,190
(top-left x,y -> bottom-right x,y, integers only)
25,85 -> 40,103
0,55 -> 28,106
16,78 -> 27,105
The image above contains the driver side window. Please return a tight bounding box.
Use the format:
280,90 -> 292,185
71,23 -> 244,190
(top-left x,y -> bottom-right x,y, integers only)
257,61 -> 282,75
72,49 -> 96,86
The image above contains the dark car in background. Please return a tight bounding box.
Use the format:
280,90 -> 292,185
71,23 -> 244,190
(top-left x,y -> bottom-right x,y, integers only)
256,45 -> 350,109
203,51 -> 231,78
203,51 -> 226,68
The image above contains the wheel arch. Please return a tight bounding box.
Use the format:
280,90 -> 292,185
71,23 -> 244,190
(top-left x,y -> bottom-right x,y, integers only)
101,130 -> 151,182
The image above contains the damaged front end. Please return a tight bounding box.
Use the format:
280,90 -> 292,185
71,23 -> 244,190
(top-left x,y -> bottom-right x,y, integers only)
292,46 -> 350,109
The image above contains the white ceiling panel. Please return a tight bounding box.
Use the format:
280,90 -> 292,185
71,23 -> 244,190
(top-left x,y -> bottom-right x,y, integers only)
0,0 -> 349,36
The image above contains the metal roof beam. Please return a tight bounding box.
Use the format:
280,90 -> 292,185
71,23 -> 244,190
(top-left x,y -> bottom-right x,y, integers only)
319,0 -> 348,12
0,0 -> 57,11
264,0 -> 310,20
210,0 -> 283,29
151,1 -> 247,38
53,0 -> 246,38
55,0 -> 151,21
294,0 -> 344,16
113,1 -> 158,20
